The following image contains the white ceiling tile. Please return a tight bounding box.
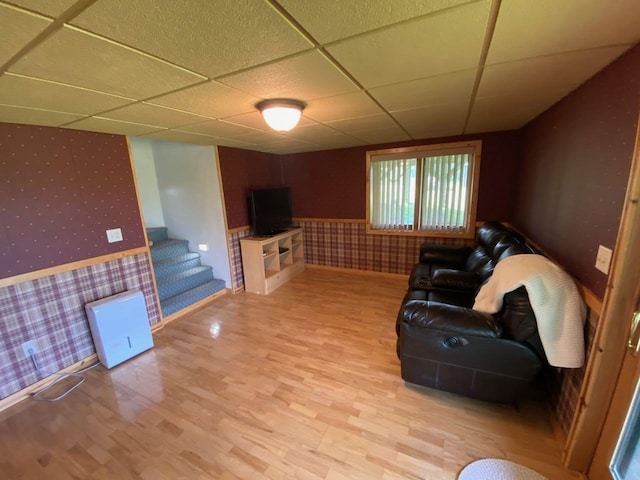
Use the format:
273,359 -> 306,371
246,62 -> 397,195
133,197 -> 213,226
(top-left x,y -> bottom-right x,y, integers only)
66,116 -> 165,136
487,0 -> 640,65
219,50 -> 359,101
147,81 -> 260,119
101,102 -> 212,129
350,125 -> 412,144
308,134 -> 367,149
279,0 -> 476,44
0,104 -> 83,126
140,129 -> 218,145
235,131 -> 295,145
304,92 -> 384,123
0,73 -> 135,115
71,0 -> 312,78
179,119 -> 262,137
370,69 -> 476,111
391,102 -> 468,139
325,113 -> 398,134
279,122 -> 341,141
478,46 -> 629,99
0,4 -> 51,65
326,1 -> 490,88
10,25 -> 205,99
466,89 -> 571,134
4,0 -> 77,17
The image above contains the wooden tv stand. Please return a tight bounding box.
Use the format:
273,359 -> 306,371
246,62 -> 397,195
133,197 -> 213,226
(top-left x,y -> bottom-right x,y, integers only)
240,227 -> 305,295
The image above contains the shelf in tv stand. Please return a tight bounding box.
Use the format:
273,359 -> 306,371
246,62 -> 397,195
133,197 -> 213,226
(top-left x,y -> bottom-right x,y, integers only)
240,227 -> 305,295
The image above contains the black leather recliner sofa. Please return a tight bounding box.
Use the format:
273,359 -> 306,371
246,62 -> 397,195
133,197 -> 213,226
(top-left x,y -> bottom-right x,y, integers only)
396,222 -> 548,403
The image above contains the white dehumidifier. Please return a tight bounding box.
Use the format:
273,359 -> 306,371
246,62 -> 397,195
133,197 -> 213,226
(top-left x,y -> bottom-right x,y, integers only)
85,290 -> 154,369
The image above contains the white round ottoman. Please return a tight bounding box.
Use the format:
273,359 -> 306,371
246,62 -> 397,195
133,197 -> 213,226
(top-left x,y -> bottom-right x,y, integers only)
458,459 -> 548,480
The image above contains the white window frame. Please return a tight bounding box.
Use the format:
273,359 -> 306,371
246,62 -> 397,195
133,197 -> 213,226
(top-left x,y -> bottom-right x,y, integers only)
366,140 -> 482,238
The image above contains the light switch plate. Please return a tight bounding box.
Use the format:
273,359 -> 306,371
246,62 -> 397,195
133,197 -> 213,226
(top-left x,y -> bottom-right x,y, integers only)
106,228 -> 123,243
595,245 -> 613,274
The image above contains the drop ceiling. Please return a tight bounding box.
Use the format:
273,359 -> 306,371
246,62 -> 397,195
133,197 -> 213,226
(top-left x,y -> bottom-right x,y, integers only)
0,0 -> 638,154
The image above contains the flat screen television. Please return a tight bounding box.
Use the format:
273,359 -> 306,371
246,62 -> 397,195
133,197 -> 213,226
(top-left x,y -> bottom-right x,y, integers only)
249,187 -> 293,236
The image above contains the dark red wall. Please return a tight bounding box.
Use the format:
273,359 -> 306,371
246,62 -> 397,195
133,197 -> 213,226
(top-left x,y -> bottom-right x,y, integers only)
280,131 -> 522,221
0,123 -> 145,279
513,45 -> 640,298
217,146 -> 283,229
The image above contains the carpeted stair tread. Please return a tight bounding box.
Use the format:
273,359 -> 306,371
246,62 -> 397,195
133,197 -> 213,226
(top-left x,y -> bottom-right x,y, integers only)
150,239 -> 189,262
153,252 -> 202,279
146,227 -> 168,244
157,265 -> 214,301
161,279 -> 226,317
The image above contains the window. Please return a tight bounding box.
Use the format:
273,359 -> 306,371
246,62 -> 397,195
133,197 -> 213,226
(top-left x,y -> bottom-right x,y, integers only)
366,140 -> 481,238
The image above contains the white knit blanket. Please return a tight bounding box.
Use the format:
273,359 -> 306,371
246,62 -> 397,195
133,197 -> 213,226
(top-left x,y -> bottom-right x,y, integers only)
473,254 -> 586,368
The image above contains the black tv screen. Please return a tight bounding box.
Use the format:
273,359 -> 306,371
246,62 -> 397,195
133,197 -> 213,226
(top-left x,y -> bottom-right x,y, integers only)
249,187 -> 293,236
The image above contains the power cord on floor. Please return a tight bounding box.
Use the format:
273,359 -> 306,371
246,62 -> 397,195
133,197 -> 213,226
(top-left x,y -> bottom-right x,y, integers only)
28,348 -> 101,402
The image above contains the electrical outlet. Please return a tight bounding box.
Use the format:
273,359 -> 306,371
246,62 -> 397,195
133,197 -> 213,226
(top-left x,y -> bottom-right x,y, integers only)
106,228 -> 123,243
21,340 -> 38,357
595,245 -> 613,274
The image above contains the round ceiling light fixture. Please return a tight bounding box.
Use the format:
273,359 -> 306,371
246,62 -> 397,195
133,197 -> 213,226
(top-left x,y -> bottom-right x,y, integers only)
256,99 -> 306,132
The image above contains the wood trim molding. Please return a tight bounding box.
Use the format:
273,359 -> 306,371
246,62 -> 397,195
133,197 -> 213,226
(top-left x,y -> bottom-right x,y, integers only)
0,247 -> 148,289
307,263 -> 409,280
294,218 -> 367,224
0,354 -> 98,413
228,225 -> 251,234
126,137 -> 164,324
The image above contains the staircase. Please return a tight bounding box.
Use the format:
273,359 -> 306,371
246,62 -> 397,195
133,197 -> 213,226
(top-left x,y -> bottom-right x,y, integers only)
147,227 -> 226,318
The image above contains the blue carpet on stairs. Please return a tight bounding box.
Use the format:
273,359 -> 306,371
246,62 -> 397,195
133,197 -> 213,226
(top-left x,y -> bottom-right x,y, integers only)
147,228 -> 225,317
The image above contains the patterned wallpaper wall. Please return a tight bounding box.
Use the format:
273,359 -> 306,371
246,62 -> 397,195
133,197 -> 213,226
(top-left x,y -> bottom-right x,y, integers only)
514,45 -> 640,299
0,253 -> 159,399
0,123 -> 146,279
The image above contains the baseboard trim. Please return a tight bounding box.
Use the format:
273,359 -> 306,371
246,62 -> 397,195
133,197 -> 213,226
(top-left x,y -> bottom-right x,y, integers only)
306,263 -> 409,280
0,354 -> 99,413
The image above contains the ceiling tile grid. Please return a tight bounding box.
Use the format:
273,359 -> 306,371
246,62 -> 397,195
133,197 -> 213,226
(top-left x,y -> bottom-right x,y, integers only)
0,0 -> 638,153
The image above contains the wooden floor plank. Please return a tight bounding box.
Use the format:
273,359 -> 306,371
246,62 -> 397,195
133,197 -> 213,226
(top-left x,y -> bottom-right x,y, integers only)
0,269 -> 581,479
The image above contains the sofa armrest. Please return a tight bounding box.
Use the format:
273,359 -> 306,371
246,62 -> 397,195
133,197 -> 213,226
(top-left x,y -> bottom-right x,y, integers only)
419,244 -> 471,266
399,300 -> 503,339
431,269 -> 482,290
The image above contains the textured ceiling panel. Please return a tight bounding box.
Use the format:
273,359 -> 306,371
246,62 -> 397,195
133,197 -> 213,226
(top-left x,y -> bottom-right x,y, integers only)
0,73 -> 134,114
10,26 -> 206,99
179,119 -> 262,137
3,0 -> 78,17
487,0 -> 640,65
0,0 -> 638,154
0,104 -> 83,126
219,50 -> 359,100
350,125 -> 412,144
277,0 -> 476,44
71,0 -> 312,78
477,46 -> 628,99
304,92 -> 383,123
325,113 -> 400,134
141,129 -> 217,145
370,69 -> 476,111
147,81 -> 260,119
466,88 -> 571,134
392,101 -> 467,139
0,4 -> 51,65
101,102 -> 212,129
67,116 -> 165,136
326,1 -> 490,88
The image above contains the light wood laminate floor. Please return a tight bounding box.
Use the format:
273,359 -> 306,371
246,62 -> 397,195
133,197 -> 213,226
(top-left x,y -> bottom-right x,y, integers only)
0,269 -> 582,479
